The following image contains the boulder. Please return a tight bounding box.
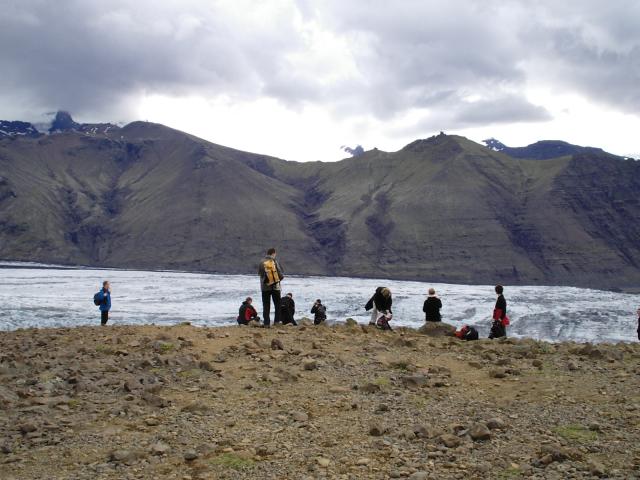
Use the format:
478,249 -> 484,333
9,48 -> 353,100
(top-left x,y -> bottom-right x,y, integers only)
417,322 -> 456,337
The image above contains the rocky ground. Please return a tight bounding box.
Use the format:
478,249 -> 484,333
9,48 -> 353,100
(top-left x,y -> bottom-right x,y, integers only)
1,320 -> 639,480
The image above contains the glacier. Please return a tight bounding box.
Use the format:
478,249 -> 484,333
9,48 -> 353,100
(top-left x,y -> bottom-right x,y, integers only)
0,262 -> 638,343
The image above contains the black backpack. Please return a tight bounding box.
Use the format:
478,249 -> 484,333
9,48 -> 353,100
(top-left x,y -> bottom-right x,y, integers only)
93,292 -> 102,306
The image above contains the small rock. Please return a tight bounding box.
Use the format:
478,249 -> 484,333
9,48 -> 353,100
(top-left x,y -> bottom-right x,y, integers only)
345,318 -> 358,327
271,339 -> 284,350
468,423 -> 491,441
151,442 -> 171,456
145,417 -> 160,426
369,423 -> 387,436
439,434 -> 462,448
291,411 -> 309,422
401,375 -> 428,389
109,450 -> 141,463
489,368 -> 507,379
486,418 -> 505,430
587,459 -> 606,477
356,457 -> 371,466
532,359 -> 543,368
303,360 -> 317,371
408,472 -> 428,480
361,383 -> 381,394
19,423 -> 37,434
316,457 -> 330,467
184,450 -> 198,461
375,403 -> 390,413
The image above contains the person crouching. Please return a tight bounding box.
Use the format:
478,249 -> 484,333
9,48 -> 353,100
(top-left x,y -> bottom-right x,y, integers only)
237,297 -> 260,325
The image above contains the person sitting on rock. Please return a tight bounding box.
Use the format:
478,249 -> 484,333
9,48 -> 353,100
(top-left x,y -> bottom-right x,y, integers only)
423,288 -> 442,322
365,287 -> 392,325
311,299 -> 327,325
237,297 -> 260,325
489,285 -> 509,339
280,293 -> 297,326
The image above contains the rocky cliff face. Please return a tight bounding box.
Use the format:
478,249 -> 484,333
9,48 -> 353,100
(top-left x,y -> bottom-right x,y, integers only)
0,119 -> 638,289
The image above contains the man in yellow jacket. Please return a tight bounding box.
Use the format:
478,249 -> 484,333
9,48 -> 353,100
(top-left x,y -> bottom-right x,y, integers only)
258,247 -> 285,327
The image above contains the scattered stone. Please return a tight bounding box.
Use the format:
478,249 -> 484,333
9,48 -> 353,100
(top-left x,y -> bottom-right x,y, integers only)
291,411 -> 309,422
151,442 -> 171,456
184,450 -> 198,461
361,383 -> 381,394
408,472 -> 429,480
109,449 -> 141,463
271,339 -> 284,350
19,423 -> 37,434
439,434 -> 462,448
532,359 -> 543,368
356,457 -> 371,466
303,360 -> 318,371
345,318 -> 358,327
316,457 -> 331,467
401,375 -> 428,388
486,418 -> 505,430
369,423 -> 387,436
145,417 -> 160,426
587,459 -> 606,477
489,368 -> 507,379
468,422 -> 491,441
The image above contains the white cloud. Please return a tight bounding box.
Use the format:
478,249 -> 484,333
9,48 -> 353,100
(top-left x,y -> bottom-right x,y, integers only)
0,0 -> 638,160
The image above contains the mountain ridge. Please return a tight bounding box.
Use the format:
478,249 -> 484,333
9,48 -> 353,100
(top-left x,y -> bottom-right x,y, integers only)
1,113 -> 639,289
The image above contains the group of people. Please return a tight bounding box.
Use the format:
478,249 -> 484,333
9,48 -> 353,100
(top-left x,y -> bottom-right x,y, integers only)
93,248 -> 640,341
238,247 -> 515,339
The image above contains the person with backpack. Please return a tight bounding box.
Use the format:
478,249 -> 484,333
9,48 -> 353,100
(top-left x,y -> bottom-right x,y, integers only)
311,299 -> 327,325
423,288 -> 442,322
93,280 -> 111,326
489,285 -> 509,339
455,325 -> 479,341
237,297 -> 260,325
280,293 -> 297,326
258,247 -> 284,327
365,287 -> 392,325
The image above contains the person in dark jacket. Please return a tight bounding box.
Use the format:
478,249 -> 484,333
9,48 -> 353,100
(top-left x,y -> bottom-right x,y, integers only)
280,293 -> 297,326
489,285 -> 507,339
365,287 -> 392,325
423,288 -> 442,322
637,307 -> 640,341
257,248 -> 284,327
311,299 -> 327,325
96,280 -> 112,326
237,297 -> 260,325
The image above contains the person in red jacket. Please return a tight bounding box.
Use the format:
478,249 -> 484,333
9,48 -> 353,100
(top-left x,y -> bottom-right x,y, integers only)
489,285 -> 508,339
237,297 -> 260,325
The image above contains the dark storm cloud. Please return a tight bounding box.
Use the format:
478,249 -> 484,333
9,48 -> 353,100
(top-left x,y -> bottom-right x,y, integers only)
0,0 -> 638,126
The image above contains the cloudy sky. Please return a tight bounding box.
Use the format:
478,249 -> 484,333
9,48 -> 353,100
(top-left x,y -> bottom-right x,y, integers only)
1,0 -> 639,161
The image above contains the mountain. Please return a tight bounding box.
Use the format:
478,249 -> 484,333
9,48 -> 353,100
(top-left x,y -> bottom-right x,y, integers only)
1,113 -> 639,289
482,138 -> 617,160
0,120 -> 40,138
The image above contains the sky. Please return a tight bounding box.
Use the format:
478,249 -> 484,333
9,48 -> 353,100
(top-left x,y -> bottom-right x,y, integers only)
1,0 -> 639,161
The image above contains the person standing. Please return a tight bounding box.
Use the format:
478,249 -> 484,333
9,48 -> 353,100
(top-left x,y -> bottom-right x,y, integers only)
423,288 -> 442,322
258,248 -> 284,327
95,281 -> 111,326
489,285 -> 508,339
311,299 -> 327,325
280,293 -> 297,326
637,307 -> 640,341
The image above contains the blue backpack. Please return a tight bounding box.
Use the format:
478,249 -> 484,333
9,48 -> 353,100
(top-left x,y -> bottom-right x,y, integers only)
93,292 -> 102,306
